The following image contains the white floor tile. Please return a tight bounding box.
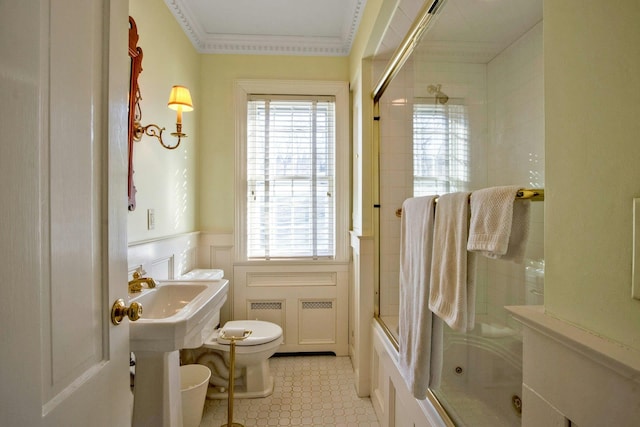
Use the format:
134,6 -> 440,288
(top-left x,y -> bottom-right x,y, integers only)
199,355 -> 380,427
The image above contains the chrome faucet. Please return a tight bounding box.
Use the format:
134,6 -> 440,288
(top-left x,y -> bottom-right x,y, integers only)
128,270 -> 158,293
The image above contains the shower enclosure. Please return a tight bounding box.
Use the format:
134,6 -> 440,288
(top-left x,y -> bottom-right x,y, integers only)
373,0 -> 544,425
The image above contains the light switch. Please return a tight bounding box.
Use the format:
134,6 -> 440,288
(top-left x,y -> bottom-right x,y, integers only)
632,199 -> 640,300
147,209 -> 155,230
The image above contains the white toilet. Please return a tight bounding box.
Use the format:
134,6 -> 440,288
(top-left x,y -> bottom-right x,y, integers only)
175,268 -> 224,281
175,269 -> 283,398
198,320 -> 283,399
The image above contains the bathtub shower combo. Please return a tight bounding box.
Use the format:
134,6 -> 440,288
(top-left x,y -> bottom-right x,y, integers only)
373,0 -> 544,425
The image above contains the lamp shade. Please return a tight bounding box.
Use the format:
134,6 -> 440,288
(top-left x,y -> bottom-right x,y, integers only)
167,85 -> 193,112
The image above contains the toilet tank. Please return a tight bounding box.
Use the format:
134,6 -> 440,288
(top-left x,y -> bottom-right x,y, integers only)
177,269 -> 224,280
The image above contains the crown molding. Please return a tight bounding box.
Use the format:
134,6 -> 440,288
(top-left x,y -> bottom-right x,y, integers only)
199,34 -> 350,56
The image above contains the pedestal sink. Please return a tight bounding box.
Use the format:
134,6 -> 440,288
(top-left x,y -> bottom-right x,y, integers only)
130,279 -> 228,427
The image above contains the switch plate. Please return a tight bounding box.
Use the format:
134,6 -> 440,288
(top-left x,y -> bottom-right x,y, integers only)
633,199 -> 640,300
147,209 -> 155,230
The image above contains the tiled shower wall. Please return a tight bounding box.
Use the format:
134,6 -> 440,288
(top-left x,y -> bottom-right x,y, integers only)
485,21 -> 544,325
376,20 -> 544,327
377,58 -> 413,320
377,57 -> 488,320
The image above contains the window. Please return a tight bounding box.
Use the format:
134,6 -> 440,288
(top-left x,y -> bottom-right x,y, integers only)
413,101 -> 469,196
235,80 -> 349,262
247,96 -> 335,259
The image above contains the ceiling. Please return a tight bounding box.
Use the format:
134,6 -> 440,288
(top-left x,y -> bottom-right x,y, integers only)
164,0 -> 367,56
376,0 -> 542,62
417,0 -> 543,63
163,0 -> 542,60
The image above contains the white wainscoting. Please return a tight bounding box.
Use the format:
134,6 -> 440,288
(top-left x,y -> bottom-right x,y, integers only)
508,305 -> 640,427
234,263 -> 349,355
351,232 -> 375,397
197,233 -> 235,324
371,320 -> 449,427
127,232 -> 200,279
128,232 -> 349,355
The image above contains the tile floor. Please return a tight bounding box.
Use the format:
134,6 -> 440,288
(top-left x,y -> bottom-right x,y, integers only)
199,354 -> 380,427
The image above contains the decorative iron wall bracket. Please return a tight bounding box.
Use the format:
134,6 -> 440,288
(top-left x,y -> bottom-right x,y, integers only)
132,121 -> 186,150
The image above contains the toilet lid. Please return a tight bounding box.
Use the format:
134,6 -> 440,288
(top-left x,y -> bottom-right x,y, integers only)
176,269 -> 224,280
217,320 -> 283,346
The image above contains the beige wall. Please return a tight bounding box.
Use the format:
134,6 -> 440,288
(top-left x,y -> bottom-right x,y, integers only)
349,0 -> 386,82
347,0 -> 392,237
197,55 -> 349,233
128,0 -> 200,242
545,0 -> 640,350
128,0 -> 352,239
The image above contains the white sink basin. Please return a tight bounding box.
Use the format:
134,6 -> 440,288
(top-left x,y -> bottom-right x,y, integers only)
129,279 -> 228,352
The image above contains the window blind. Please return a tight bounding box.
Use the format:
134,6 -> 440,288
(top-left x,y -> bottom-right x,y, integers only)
246,96 -> 336,260
413,101 -> 469,196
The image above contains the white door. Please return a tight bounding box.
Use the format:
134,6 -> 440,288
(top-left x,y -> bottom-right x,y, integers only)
0,0 -> 132,426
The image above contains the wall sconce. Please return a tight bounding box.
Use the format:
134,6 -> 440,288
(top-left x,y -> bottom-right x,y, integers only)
133,85 -> 194,150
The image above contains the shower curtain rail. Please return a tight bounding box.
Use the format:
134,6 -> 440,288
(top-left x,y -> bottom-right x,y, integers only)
394,188 -> 544,218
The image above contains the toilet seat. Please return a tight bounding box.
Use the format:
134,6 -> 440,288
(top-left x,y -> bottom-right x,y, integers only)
205,320 -> 282,348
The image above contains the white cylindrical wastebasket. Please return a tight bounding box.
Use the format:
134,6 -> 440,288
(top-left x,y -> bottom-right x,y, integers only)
180,364 -> 211,427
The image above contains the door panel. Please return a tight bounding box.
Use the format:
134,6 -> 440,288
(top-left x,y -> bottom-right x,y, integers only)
0,0 -> 131,425
47,0 -> 105,394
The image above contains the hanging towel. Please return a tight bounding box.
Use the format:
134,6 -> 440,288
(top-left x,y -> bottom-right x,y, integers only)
467,185 -> 531,263
428,192 -> 477,332
398,195 -> 443,399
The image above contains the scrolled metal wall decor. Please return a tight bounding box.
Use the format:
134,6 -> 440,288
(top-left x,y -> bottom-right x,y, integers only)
128,16 -> 143,211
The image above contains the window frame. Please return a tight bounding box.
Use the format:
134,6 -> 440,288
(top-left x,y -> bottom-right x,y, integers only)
234,80 -> 350,263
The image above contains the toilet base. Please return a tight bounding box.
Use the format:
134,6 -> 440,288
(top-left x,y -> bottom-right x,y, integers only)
206,374 -> 275,399
182,347 -> 277,400
206,358 -> 275,399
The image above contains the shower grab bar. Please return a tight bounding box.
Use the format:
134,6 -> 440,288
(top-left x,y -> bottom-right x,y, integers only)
394,188 -> 544,218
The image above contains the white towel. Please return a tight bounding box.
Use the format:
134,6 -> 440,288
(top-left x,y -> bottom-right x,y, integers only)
428,192 -> 477,332
398,196 -> 443,399
467,185 -> 531,263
